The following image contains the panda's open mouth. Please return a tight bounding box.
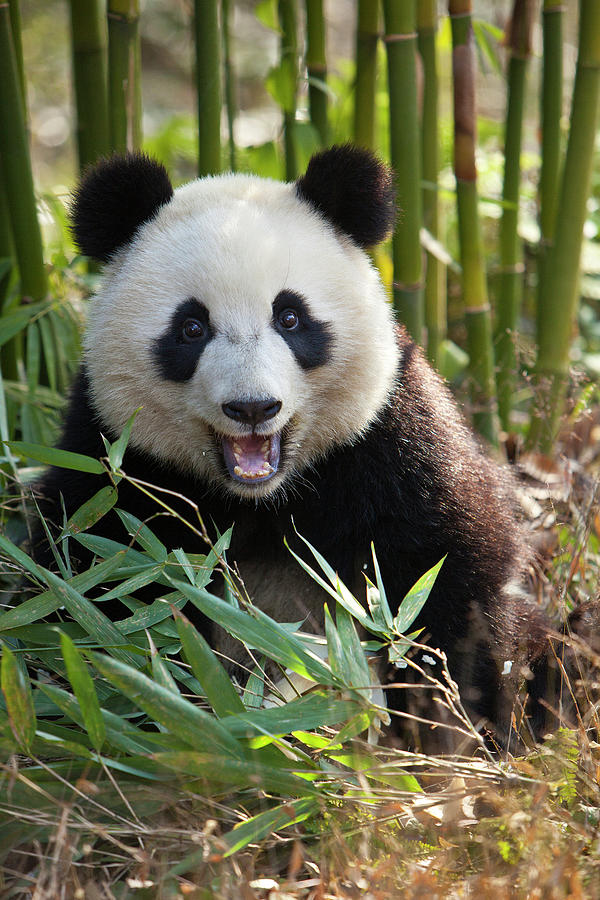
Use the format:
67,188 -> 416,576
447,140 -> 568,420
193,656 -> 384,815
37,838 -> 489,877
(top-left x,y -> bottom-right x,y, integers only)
221,432 -> 281,484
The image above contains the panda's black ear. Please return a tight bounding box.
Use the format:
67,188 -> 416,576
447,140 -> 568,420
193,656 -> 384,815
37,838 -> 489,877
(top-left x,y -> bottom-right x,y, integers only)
296,145 -> 395,247
71,153 -> 174,262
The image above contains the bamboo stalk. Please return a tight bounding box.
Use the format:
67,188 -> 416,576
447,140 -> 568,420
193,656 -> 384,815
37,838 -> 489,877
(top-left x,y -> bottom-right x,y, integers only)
0,8 -> 47,303
8,0 -> 25,106
417,0 -> 446,368
529,0 -> 600,450
107,0 -> 142,153
448,0 -> 498,444
495,0 -> 534,431
278,0 -> 299,180
382,0 -> 424,344
536,0 -> 563,361
353,0 -> 379,149
222,0 -> 237,170
69,0 -> 110,169
194,0 -> 222,177
305,0 -> 328,146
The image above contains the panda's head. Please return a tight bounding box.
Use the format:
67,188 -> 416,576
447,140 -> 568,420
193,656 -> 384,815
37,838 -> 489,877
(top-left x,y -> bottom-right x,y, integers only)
74,146 -> 399,500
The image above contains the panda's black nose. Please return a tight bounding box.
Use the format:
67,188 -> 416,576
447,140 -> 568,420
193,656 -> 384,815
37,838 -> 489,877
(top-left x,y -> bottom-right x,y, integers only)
222,399 -> 282,427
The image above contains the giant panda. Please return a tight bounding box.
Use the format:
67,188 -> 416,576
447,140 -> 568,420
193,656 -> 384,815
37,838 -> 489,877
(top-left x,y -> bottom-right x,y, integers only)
32,145 -> 541,742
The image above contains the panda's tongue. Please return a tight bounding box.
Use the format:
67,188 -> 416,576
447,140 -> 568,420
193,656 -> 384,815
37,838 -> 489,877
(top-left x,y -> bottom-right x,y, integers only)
222,433 -> 281,483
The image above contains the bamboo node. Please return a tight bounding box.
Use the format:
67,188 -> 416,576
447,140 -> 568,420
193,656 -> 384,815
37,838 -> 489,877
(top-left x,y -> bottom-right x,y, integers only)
383,33 -> 418,43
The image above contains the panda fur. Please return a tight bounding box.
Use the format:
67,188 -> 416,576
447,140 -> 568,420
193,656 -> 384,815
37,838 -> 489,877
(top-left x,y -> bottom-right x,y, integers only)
32,146 -> 541,742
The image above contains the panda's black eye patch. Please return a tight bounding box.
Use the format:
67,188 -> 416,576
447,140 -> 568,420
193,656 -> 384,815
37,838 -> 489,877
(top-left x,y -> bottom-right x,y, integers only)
152,298 -> 212,382
272,290 -> 332,370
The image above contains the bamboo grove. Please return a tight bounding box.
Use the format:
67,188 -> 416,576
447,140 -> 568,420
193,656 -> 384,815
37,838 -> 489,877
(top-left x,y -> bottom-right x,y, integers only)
1,0 -> 600,456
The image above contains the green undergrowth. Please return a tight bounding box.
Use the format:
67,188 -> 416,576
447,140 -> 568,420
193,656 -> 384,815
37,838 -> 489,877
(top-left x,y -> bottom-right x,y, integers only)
1,428 -> 599,897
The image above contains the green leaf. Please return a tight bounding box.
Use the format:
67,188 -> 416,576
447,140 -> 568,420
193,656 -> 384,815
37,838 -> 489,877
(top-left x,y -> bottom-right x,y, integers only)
174,610 -> 245,717
115,509 -> 168,562
169,579 -> 336,686
369,544 -> 394,630
0,645 -> 36,751
226,692 -> 361,740
60,633 -> 106,751
0,301 -> 46,347
148,633 -> 180,694
90,651 -> 245,759
222,798 -> 318,857
38,314 -> 57,393
255,0 -> 279,32
0,551 -> 128,631
266,57 -> 297,112
41,569 -> 139,668
5,441 -> 105,474
154,751 -> 318,797
242,660 -> 266,710
335,605 -> 371,692
286,531 -> 380,633
26,322 -> 41,394
108,407 -> 141,471
64,486 -> 118,535
393,557 -> 445,635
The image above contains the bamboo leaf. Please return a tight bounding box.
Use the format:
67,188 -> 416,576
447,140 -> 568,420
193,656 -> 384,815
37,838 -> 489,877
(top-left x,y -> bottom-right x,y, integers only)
242,660 -> 266,710
0,645 -> 36,751
174,609 -> 245,717
41,569 -> 139,668
0,551 -> 128,631
154,751 -> 318,797
64,485 -> 118,535
115,508 -> 168,562
227,692 -> 362,740
6,441 -> 105,474
169,578 -> 336,686
393,557 -> 445,635
90,650 -> 245,759
368,543 -> 394,630
148,632 -> 180,694
38,313 -> 57,392
25,322 -> 40,394
60,633 -> 105,751
222,798 -> 318,857
108,407 -> 140,471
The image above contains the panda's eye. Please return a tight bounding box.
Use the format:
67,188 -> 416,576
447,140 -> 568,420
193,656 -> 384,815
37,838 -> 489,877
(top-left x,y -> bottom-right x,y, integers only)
278,308 -> 299,331
182,318 -> 205,342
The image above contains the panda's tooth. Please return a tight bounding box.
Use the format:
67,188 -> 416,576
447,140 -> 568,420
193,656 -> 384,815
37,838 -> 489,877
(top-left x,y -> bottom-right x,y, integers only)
261,441 -> 269,453
233,442 -> 242,455
234,465 -> 243,476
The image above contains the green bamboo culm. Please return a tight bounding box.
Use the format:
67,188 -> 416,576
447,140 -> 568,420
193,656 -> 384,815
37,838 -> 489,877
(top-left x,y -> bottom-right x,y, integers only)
448,0 -> 498,445
495,0 -> 535,431
194,0 -> 222,177
107,0 -> 142,153
353,0 -> 379,149
529,0 -> 600,451
536,1 -> 563,353
69,0 -> 110,170
8,0 -> 25,104
222,0 -> 237,171
0,8 -> 47,304
305,0 -> 328,146
417,0 -> 446,368
278,0 -> 299,180
382,0 -> 424,344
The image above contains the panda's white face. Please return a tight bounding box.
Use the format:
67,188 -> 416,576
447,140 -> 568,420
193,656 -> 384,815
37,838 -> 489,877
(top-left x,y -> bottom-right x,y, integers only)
84,173 -> 399,499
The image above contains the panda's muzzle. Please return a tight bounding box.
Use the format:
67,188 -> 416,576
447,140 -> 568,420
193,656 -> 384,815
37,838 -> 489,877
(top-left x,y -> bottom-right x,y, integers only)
220,398 -> 283,484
